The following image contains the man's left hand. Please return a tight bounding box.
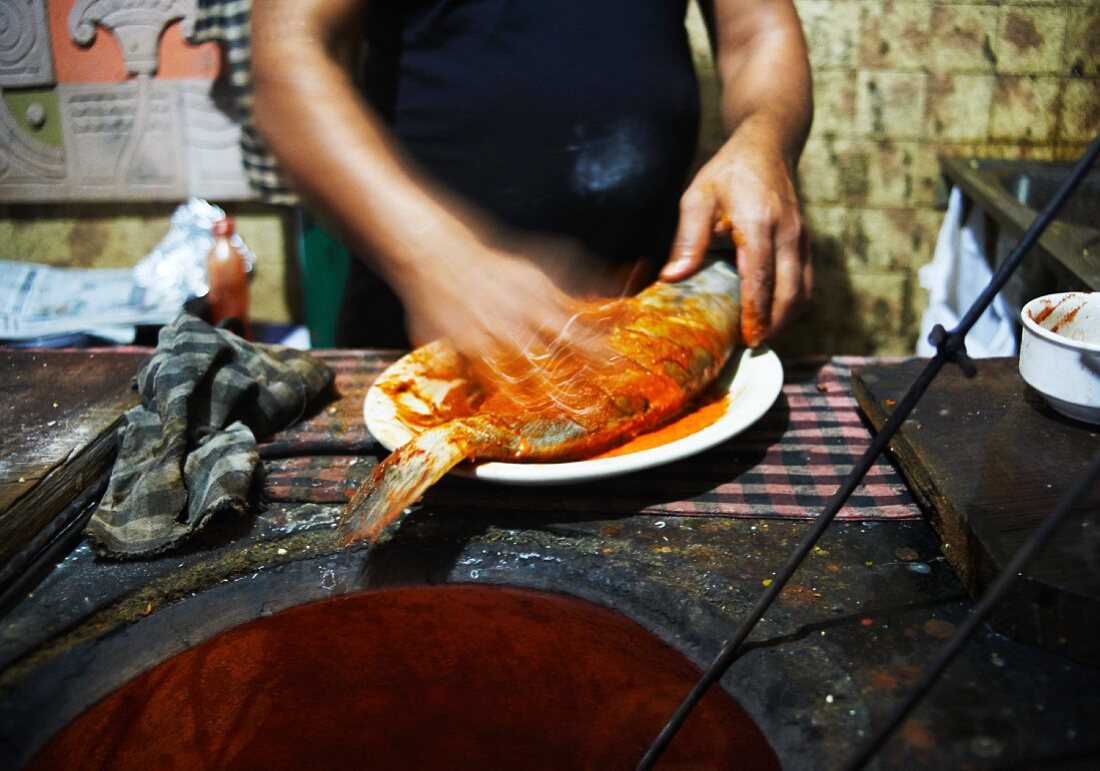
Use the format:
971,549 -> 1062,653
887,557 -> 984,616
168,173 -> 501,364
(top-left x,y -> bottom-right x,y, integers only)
660,126 -> 812,348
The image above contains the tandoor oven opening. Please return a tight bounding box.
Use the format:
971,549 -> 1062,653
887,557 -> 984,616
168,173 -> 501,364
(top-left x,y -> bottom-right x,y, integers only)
32,585 -> 778,770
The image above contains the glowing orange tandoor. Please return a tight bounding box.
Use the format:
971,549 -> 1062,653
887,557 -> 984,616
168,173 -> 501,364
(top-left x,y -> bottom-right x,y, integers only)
340,262 -> 742,547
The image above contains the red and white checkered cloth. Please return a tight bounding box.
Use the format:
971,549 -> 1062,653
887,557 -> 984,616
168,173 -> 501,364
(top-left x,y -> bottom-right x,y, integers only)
262,354 -> 921,521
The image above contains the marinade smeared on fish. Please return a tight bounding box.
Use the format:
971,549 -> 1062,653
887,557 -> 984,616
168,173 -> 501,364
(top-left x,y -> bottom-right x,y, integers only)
339,262 -> 740,547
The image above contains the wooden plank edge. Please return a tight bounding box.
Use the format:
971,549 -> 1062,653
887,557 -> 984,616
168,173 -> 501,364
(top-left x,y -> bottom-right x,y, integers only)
0,475 -> 108,621
0,416 -> 123,577
851,365 -> 1100,666
850,367 -> 989,593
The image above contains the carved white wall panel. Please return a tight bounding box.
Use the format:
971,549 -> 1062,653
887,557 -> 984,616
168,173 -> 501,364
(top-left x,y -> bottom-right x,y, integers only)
0,95 -> 66,199
58,80 -> 186,200
69,0 -> 198,76
0,0 -> 55,87
0,3 -> 257,203
178,79 -> 250,200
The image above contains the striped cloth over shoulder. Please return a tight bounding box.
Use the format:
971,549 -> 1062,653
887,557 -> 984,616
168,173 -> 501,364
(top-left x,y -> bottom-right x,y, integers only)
87,315 -> 334,556
188,0 -> 298,205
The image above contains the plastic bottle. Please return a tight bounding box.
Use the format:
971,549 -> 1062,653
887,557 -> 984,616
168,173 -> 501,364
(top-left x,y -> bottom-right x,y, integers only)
206,216 -> 252,339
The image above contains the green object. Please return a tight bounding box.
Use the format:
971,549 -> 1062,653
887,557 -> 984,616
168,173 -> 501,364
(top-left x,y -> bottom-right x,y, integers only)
3,89 -> 62,147
297,212 -> 352,348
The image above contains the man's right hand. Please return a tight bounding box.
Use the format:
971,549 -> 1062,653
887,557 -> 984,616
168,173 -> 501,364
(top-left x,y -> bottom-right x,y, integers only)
395,221 -> 620,379
403,245 -> 578,357
252,0 -> 610,368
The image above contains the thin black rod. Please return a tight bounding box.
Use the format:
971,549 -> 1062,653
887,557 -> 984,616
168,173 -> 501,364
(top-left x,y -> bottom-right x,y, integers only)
842,448 -> 1100,771
637,132 -> 1100,770
637,356 -> 949,771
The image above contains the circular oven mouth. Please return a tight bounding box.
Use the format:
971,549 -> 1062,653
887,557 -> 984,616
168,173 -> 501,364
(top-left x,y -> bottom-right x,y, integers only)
31,584 -> 777,770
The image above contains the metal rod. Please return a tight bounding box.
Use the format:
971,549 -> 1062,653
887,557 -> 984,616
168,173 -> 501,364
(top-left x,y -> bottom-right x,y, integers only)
842,448 -> 1100,770
637,132 -> 1100,770
636,356 -> 948,770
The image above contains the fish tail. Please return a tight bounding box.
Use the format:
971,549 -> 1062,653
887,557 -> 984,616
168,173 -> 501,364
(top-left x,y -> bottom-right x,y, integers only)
338,426 -> 470,548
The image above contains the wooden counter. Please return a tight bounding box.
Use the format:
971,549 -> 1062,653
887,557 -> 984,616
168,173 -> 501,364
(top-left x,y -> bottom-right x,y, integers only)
0,350 -> 146,594
853,358 -> 1100,665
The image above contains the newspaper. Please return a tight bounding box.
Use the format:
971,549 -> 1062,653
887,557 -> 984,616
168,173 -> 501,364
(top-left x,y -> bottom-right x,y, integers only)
0,198 -> 255,344
0,261 -> 180,342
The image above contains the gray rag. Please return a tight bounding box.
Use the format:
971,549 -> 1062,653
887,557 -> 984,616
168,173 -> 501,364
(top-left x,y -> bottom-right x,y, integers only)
87,315 -> 334,556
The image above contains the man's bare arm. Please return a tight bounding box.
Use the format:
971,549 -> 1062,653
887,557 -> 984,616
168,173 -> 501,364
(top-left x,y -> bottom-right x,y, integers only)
661,0 -> 813,346
251,0 -> 584,356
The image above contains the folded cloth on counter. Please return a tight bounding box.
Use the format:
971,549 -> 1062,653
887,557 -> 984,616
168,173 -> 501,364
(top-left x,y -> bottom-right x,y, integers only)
87,314 -> 334,557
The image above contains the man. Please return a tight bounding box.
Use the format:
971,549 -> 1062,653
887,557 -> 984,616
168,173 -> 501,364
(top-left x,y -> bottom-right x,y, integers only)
252,0 -> 812,357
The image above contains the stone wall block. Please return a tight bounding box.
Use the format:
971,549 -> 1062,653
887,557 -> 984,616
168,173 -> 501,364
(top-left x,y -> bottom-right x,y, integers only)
795,0 -> 862,69
0,0 -> 55,87
855,70 -> 928,141
802,204 -> 854,271
923,73 -> 995,143
861,140 -> 939,210
846,207 -> 937,274
1063,6 -> 1100,78
834,142 -> 874,205
1056,78 -> 1100,144
847,271 -> 916,355
859,1 -> 932,71
993,6 -> 1068,76
990,75 -> 1061,143
929,4 -> 999,74
797,138 -> 842,205
58,80 -> 186,200
810,69 -> 858,139
781,264 -> 915,356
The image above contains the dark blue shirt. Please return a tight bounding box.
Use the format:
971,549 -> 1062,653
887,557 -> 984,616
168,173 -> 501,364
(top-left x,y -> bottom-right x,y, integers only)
339,0 -> 701,346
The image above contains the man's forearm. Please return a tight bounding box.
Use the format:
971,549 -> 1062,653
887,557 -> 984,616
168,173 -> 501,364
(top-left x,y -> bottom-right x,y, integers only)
705,0 -> 813,166
251,0 -> 480,291
666,0 -> 813,344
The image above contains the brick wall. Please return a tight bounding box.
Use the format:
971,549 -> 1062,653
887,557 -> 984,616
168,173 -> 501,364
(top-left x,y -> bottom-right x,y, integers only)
692,1 -> 1098,355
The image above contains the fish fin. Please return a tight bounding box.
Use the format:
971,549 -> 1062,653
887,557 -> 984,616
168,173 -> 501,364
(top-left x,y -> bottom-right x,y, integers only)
338,426 -> 469,548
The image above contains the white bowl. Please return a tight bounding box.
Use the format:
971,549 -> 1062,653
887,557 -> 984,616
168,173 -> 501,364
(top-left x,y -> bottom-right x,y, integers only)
1019,292 -> 1100,424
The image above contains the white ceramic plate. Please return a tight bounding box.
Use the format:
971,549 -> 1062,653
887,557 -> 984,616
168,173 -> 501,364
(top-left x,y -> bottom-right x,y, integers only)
364,344 -> 784,486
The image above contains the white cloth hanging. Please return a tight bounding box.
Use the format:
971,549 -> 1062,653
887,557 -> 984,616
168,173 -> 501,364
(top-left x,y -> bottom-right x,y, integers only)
916,187 -> 1018,357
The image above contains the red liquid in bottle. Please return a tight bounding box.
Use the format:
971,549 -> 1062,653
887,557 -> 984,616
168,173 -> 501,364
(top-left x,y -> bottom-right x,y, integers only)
206,216 -> 252,339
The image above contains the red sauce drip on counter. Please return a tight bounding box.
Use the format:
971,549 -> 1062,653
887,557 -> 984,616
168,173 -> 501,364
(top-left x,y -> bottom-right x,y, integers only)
31,586 -> 779,771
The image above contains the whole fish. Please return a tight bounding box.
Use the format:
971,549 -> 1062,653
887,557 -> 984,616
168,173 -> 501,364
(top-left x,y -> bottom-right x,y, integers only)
339,261 -> 741,547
